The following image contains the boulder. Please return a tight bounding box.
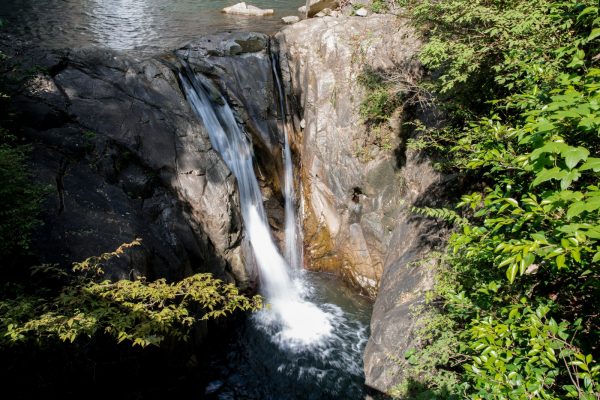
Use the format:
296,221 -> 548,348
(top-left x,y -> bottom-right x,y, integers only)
282,15 -> 301,24
298,0 -> 339,18
355,7 -> 368,16
222,2 -> 274,16
10,40 -> 279,288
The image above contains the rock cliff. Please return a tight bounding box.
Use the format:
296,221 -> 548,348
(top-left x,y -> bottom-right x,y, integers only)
13,34 -> 280,286
276,15 -> 445,393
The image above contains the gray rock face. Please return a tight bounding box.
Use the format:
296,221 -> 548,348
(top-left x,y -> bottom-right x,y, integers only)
15,44 -> 259,285
276,15 -> 444,393
276,15 -> 424,295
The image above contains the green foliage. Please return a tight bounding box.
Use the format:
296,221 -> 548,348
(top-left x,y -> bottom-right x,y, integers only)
0,42 -> 47,260
358,68 -> 400,124
411,206 -> 468,226
0,241 -> 263,348
370,0 -> 389,14
395,1 -> 600,399
391,305 -> 463,399
0,144 -> 46,258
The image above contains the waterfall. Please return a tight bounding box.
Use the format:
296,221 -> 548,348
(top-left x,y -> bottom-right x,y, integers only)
179,67 -> 332,348
270,53 -> 301,272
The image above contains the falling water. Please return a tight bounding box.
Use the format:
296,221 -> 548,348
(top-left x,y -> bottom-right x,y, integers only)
270,53 -> 301,272
179,68 -> 333,347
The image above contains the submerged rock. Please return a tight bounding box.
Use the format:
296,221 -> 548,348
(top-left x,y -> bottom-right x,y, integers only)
222,2 -> 274,16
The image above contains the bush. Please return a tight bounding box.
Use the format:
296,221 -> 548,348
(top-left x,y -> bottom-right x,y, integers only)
395,1 -> 600,398
0,143 -> 46,259
0,241 -> 263,348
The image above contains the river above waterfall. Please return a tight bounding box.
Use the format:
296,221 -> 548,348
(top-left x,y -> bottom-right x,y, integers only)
0,0 -> 300,53
201,272 -> 372,400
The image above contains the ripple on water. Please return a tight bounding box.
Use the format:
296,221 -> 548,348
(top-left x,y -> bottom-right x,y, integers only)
0,0 -> 303,53
204,273 -> 372,400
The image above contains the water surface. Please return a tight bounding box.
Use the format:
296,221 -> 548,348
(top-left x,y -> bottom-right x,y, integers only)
0,0 -> 301,53
202,272 -> 372,400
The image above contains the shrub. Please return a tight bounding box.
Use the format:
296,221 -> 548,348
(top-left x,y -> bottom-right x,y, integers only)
0,241 -> 263,348
395,1 -> 600,398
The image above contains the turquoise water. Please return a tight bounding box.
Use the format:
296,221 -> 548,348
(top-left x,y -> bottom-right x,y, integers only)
0,0 -> 302,53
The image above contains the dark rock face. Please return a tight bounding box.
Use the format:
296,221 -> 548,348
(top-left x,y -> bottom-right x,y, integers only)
16,45 -> 257,284
276,15 -> 446,393
176,32 -> 285,199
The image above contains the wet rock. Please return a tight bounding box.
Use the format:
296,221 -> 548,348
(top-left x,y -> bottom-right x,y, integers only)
222,2 -> 274,16
177,32 -> 286,257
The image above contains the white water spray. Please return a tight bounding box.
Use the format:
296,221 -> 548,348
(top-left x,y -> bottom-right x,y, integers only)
179,69 -> 332,348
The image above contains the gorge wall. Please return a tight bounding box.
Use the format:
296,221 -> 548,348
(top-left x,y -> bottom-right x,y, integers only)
276,15 -> 445,392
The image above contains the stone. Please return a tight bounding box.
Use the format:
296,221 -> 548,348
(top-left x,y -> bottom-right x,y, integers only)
222,2 -> 274,16
355,7 -> 368,16
297,0 -> 339,18
282,15 -> 300,24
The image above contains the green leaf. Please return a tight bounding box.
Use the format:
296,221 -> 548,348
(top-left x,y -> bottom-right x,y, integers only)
562,147 -> 589,169
556,254 -> 566,269
580,157 -> 600,172
506,198 -> 519,208
506,263 -> 518,283
578,6 -> 598,20
567,201 -> 587,219
532,167 -> 566,187
589,28 -> 600,41
520,253 -> 535,275
561,169 -> 581,190
530,142 -> 569,160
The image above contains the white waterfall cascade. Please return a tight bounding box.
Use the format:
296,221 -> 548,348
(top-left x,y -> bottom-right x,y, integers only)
179,69 -> 333,348
271,54 -> 301,272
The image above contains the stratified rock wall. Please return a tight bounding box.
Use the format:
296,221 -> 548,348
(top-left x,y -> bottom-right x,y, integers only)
277,15 -> 444,393
276,15 -> 424,295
